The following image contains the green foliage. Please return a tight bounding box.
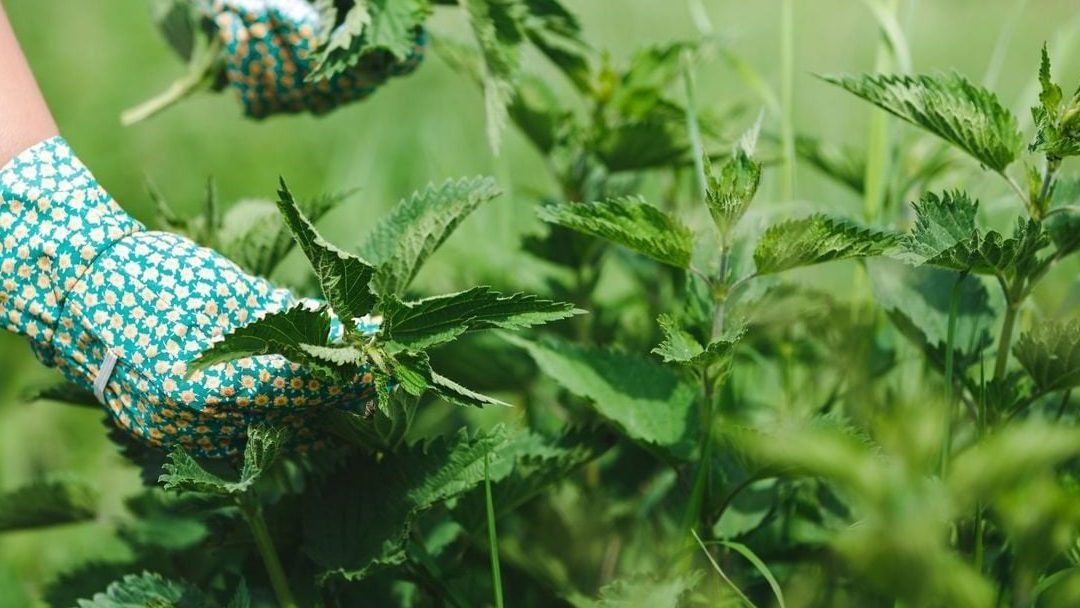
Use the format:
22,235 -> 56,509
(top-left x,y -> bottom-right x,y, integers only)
537,197 -> 694,268
0,477 -> 97,533
824,73 -> 1023,172
905,190 -> 1050,278
159,426 -> 284,496
653,313 -> 739,371
1014,320 -> 1080,392
705,131 -> 762,236
753,214 -> 901,274
505,333 -> 697,458
574,572 -> 703,607
76,572 -> 210,608
359,176 -> 502,296
382,286 -> 581,351
1031,45 -> 1080,161
189,305 -> 333,376
276,179 -> 377,328
310,0 -> 429,81
460,0 -> 526,151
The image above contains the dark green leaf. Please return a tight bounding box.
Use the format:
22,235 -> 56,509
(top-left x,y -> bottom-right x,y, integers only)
359,176 -> 502,296
0,477 -> 97,533
823,73 -> 1022,172
705,143 -> 762,236
754,215 -> 901,274
159,426 -> 285,496
460,0 -> 527,151
277,179 -> 377,327
189,305 -> 332,373
503,333 -> 697,458
382,286 -> 581,351
1014,319 -> 1080,392
538,197 -> 694,268
75,572 -> 209,608
653,313 -> 740,370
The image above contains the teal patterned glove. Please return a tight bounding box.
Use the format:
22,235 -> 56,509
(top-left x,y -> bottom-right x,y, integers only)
201,0 -> 426,117
0,137 -> 378,458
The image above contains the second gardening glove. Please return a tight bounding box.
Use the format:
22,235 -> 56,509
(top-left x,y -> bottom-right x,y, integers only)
0,136 -> 378,458
200,0 -> 426,117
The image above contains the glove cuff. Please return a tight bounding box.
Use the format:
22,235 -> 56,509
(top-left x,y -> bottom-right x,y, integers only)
0,136 -> 144,362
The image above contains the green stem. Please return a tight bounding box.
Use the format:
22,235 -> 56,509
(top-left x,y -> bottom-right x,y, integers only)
779,0 -> 796,201
121,38 -> 223,126
994,303 -> 1019,381
485,451 -> 505,608
940,275 -> 963,477
240,501 -> 298,608
683,51 -> 709,203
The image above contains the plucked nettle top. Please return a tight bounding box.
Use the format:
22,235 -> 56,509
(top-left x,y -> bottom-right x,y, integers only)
0,137 -> 376,458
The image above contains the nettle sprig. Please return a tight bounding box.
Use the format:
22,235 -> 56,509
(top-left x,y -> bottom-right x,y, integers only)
189,175 -> 582,422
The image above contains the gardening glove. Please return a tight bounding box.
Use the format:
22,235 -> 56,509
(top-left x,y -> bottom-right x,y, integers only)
0,136 -> 378,458
200,0 -> 426,118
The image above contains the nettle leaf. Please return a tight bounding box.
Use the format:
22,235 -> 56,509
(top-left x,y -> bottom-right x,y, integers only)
905,191 -> 1050,277
754,215 -> 901,274
705,142 -> 762,236
303,426 -> 510,580
0,477 -> 97,533
159,426 -> 285,496
1048,178 -> 1080,256
388,350 -> 508,407
152,0 -> 199,62
452,425 -> 610,531
1031,45 -> 1080,160
218,190 -> 353,278
460,0 -> 527,151
869,259 -> 995,370
595,115 -> 688,172
504,333 -> 697,459
538,197 -> 694,268
298,343 -> 365,374
189,305 -> 331,373
653,314 -> 740,371
381,286 -> 580,352
277,179 -> 377,328
795,134 -> 866,194
823,73 -> 1023,172
583,572 -> 703,608
310,0 -> 371,81
76,572 -> 209,608
520,0 -> 591,92
359,176 -> 502,296
1014,320 -> 1080,392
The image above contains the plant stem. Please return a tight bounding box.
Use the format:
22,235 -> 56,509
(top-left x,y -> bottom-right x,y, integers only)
779,0 -> 796,201
683,50 -> 709,203
485,451 -> 505,608
240,501 -> 298,608
940,275 -> 963,477
994,303 -> 1019,381
121,38 -> 222,126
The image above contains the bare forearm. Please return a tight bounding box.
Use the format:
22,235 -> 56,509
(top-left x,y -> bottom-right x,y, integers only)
0,4 -> 57,166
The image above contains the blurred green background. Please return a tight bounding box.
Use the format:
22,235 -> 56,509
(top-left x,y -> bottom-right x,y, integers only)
0,0 -> 1077,603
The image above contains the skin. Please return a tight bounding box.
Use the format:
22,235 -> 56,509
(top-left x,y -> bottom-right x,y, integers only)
0,4 -> 59,167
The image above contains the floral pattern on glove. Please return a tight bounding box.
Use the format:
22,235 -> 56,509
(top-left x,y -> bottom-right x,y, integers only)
1,137 -> 378,458
201,0 -> 427,118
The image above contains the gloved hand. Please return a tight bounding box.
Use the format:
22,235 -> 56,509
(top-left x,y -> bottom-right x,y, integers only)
200,0 -> 426,118
0,136 -> 377,458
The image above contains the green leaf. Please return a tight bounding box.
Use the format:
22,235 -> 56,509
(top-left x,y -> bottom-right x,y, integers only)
362,0 -> 428,59
0,476 -> 97,533
387,350 -> 509,407
594,116 -> 688,172
310,0 -> 372,81
653,313 -> 740,370
704,142 -> 762,236
504,333 -> 697,458
460,0 -> 527,151
189,305 -> 332,373
218,190 -> 353,278
159,426 -> 285,496
753,214 -> 901,274
359,176 -> 502,296
382,286 -> 581,351
869,259 -> 995,371
226,579 -> 250,608
1014,319 -> 1080,392
905,191 -> 1050,277
1031,44 -> 1080,161
276,179 -> 377,328
521,0 -> 591,92
152,0 -> 199,62
75,572 -> 209,608
297,343 -> 365,382
823,73 -> 1022,172
575,572 -> 702,608
538,197 -> 694,268
795,134 -> 866,194
303,426 -> 510,580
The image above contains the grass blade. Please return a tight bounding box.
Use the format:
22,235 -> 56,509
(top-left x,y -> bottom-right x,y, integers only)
485,450 -> 504,608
